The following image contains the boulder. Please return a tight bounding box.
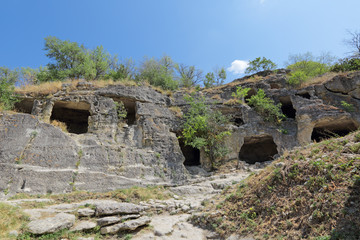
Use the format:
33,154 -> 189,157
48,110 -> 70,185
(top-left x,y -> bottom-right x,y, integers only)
100,216 -> 151,234
97,214 -> 141,227
70,221 -> 96,232
95,202 -> 147,216
78,208 -> 95,217
27,213 -> 75,234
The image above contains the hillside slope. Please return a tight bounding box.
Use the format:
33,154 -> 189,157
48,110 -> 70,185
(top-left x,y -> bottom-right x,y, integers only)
193,131 -> 360,240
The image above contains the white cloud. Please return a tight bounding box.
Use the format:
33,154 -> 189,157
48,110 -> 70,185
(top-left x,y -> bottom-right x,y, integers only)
227,60 -> 249,75
260,0 -> 266,4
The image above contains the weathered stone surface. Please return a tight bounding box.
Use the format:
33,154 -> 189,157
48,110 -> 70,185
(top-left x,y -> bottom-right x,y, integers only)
78,208 -> 95,217
96,202 -> 147,216
100,216 -> 151,234
27,213 -> 75,234
2,71 -> 360,197
97,214 -> 141,227
70,221 -> 96,232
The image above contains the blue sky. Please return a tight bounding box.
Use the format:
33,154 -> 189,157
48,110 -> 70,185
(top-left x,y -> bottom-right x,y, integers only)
1,0 -> 360,82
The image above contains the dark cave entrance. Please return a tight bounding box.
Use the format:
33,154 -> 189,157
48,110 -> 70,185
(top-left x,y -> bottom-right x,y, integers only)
114,98 -> 137,125
279,96 -> 296,119
296,92 -> 311,99
311,120 -> 358,142
14,99 -> 34,114
177,135 -> 200,166
50,101 -> 91,134
239,135 -> 278,164
244,88 -> 256,102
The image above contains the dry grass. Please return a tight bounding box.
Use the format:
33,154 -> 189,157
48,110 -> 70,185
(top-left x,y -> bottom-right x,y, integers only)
195,131 -> 360,239
224,99 -> 239,106
169,106 -> 183,118
10,186 -> 172,204
50,120 -> 68,133
299,72 -> 339,88
0,202 -> 29,239
15,80 -> 75,96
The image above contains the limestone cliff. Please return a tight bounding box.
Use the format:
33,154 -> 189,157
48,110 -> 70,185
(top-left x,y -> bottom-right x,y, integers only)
1,70 -> 359,197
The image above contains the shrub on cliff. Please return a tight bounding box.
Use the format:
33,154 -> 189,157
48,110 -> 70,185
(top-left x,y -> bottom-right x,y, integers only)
182,94 -> 231,169
0,67 -> 18,110
245,57 -> 277,74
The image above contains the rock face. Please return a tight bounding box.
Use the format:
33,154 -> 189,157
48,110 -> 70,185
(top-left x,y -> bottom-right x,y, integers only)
1,71 -> 360,196
27,213 -> 75,234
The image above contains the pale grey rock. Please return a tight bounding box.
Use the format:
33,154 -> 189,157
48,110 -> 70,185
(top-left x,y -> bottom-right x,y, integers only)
97,214 -> 141,227
100,216 -> 151,234
70,221 -> 96,232
8,230 -> 19,237
78,208 -> 95,217
27,213 -> 75,234
96,202 -> 147,216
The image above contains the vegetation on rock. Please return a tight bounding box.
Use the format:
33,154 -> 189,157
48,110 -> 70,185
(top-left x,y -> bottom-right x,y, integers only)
245,57 -> 277,74
181,94 -> 231,169
194,131 -> 360,239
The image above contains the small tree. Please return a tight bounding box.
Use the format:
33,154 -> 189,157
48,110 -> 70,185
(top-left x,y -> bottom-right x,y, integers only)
176,64 -> 203,88
344,30 -> 360,58
232,86 -> 251,104
203,72 -> 215,88
137,56 -> 178,90
247,89 -> 285,124
0,67 -> 18,110
214,67 -> 227,86
245,57 -> 277,74
182,95 -> 231,169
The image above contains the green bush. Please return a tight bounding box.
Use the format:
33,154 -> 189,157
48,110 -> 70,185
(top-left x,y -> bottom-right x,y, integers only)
247,89 -> 285,124
331,58 -> 360,72
182,95 -> 231,169
0,67 -> 19,110
287,70 -> 308,86
231,86 -> 251,104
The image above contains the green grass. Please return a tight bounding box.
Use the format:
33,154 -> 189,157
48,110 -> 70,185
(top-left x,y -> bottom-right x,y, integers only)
0,202 -> 29,239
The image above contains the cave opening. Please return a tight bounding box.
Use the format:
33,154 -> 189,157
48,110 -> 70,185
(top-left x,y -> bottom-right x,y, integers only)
50,101 -> 90,134
296,92 -> 311,99
311,120 -> 358,142
279,96 -> 296,119
114,98 -> 137,125
14,99 -> 34,114
177,135 -> 200,166
239,135 -> 278,164
244,88 -> 256,102
232,117 -> 244,126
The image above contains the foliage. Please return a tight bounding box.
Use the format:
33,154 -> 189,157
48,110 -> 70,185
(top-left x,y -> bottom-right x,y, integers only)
176,64 -> 203,88
245,57 -> 277,74
287,70 -> 308,86
137,56 -> 178,90
203,67 -> 227,88
204,72 -> 215,88
340,100 -> 355,112
247,89 -> 285,124
331,57 -> 360,72
115,101 -> 127,121
44,36 -> 111,81
0,67 -> 19,110
286,52 -> 335,86
231,86 -> 251,104
182,95 -> 231,169
107,57 -> 136,80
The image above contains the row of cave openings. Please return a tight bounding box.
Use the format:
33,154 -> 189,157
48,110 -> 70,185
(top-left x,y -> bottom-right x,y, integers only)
179,119 -> 358,166
15,98 -> 137,134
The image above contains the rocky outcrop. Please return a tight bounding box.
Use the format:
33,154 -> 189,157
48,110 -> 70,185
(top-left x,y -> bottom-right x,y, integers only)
1,71 -> 360,196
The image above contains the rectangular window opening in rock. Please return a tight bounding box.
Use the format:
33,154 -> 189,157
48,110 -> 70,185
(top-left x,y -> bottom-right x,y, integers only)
14,99 -> 35,114
113,98 -> 137,125
311,120 -> 358,142
50,101 -> 91,134
239,135 -> 278,164
279,96 -> 296,119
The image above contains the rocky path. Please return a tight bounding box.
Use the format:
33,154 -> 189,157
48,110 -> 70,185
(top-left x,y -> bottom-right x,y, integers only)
2,166 -> 254,239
